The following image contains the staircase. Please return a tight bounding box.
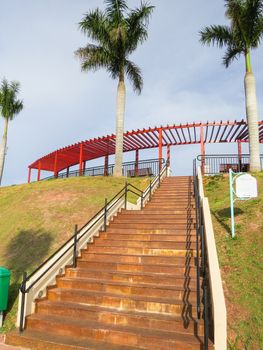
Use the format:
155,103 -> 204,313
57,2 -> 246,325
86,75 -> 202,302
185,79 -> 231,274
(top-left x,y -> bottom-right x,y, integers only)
7,176 -> 213,349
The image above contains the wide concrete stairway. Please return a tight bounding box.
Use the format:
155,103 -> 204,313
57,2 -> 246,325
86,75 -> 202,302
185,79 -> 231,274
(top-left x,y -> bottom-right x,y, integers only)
7,176 -> 212,349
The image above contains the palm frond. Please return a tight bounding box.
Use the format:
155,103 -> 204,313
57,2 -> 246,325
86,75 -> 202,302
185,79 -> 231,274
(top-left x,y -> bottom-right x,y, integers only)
200,25 -> 233,47
244,0 -> 263,46
124,60 -> 143,94
126,2 -> 154,52
75,44 -> 112,72
222,45 -> 242,67
105,0 -> 128,22
79,9 -> 110,47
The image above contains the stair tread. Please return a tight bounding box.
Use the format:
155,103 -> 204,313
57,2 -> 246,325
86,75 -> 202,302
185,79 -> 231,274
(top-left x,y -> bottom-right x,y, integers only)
8,330 -> 142,350
28,314 -> 205,344
38,300 -> 194,323
67,268 -> 197,279
58,277 -> 197,291
49,288 -> 197,305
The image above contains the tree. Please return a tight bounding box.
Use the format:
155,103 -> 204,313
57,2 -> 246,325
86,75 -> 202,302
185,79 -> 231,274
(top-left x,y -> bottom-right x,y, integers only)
0,79 -> 23,185
200,0 -> 263,172
75,0 -> 154,176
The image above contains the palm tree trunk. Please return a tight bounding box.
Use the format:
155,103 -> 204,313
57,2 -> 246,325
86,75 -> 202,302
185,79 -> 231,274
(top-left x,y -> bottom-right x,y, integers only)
113,78 -> 126,177
244,52 -> 261,172
0,118 -> 9,185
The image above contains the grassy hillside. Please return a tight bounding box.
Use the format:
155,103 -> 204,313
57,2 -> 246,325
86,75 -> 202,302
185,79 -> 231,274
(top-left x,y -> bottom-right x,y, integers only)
0,176 -> 150,333
204,173 -> 263,350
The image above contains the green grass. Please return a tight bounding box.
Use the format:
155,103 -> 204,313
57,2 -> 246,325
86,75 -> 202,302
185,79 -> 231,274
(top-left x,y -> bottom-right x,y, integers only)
0,176 -> 150,333
204,173 -> 263,350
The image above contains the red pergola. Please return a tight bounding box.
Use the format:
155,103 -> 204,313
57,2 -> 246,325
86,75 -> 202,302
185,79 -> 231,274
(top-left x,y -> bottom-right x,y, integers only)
28,119 -> 263,182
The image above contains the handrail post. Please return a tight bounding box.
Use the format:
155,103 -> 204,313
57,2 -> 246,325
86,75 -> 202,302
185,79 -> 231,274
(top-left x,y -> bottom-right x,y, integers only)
73,224 -> 78,268
19,271 -> 27,333
124,182 -> 128,210
104,198 -> 108,232
141,193 -> 143,210
158,170 -> 161,188
149,180 -> 152,200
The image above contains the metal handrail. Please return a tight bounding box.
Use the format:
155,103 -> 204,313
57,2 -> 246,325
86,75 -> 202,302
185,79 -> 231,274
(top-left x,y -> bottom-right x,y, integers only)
193,158 -> 209,349
41,158 -> 165,181
197,154 -> 263,175
18,161 -> 169,332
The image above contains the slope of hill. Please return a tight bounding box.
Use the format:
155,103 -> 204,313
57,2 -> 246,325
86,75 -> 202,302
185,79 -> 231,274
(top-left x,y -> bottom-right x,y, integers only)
204,173 -> 263,350
0,176 -> 150,333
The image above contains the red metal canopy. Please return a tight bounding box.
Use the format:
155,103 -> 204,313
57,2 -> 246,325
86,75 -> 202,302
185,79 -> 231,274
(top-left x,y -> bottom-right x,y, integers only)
28,120 -> 263,181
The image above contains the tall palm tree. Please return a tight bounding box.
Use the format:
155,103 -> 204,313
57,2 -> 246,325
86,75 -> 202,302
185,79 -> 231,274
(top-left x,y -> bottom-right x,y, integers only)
75,0 -> 154,176
0,79 -> 23,185
200,0 -> 263,172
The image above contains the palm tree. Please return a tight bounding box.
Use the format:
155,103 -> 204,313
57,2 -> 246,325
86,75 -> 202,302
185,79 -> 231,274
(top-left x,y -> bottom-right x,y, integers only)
0,79 -> 23,185
75,0 -> 154,176
200,0 -> 263,172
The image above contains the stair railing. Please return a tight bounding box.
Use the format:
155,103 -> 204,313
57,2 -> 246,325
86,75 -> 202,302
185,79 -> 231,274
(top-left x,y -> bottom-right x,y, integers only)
193,159 -> 208,349
193,159 -> 227,350
17,162 -> 169,332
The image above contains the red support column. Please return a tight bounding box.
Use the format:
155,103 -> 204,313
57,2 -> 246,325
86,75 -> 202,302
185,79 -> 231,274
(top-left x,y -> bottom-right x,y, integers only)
104,155 -> 109,176
238,140 -> 242,171
79,143 -> 83,176
28,168 -> 31,184
37,162 -> 41,181
159,129 -> 163,171
200,126 -> 205,174
54,151 -> 58,178
167,145 -> 171,166
135,149 -> 139,176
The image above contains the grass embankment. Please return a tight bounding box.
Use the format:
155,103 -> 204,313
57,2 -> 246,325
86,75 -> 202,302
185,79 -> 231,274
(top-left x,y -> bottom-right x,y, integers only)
0,176 -> 150,333
204,173 -> 263,350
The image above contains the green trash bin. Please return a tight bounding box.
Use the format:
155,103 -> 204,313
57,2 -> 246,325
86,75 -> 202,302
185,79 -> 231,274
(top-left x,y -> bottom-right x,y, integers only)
0,267 -> 11,312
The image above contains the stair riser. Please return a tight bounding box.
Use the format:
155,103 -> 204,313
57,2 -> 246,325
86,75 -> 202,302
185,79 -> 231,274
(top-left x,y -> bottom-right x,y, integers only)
47,290 -> 198,317
66,270 -> 197,286
112,219 -> 194,224
56,279 -> 197,300
86,247 -> 196,256
77,261 -> 196,275
93,241 -> 197,249
103,228 -> 196,234
117,213 -> 194,219
81,252 -> 196,262
109,223 -> 196,229
98,233 -> 197,242
36,304 -> 203,335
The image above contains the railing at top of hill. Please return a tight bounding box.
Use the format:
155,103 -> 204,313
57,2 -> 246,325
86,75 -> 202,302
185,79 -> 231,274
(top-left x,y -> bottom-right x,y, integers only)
42,158 -> 165,180
197,154 -> 263,175
17,161 -> 170,333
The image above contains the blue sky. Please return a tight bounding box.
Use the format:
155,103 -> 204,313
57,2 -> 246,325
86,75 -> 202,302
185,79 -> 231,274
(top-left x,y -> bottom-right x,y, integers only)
0,0 -> 262,185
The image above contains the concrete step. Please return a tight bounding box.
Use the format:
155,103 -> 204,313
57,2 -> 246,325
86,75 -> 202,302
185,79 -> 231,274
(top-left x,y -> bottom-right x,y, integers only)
98,232 -> 197,241
36,301 -> 203,335
6,330 -> 142,350
103,227 -> 196,236
56,277 -> 197,300
25,314 -> 210,349
81,251 -> 196,263
112,215 -> 194,222
76,261 -> 197,275
108,223 -> 195,229
87,245 -> 196,256
65,268 -> 197,286
47,289 -> 199,317
93,240 -> 197,249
